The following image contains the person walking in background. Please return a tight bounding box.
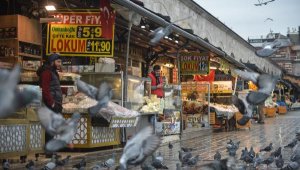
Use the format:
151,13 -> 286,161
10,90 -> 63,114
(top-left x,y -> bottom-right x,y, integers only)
148,65 -> 164,98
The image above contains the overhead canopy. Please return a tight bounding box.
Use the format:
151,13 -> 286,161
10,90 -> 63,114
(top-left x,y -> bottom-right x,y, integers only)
112,0 -> 248,69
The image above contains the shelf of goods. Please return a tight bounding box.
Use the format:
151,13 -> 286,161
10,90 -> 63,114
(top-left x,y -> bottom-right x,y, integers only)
0,85 -> 44,158
0,15 -> 42,70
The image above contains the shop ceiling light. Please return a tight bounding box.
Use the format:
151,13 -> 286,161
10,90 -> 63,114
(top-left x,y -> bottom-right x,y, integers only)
164,63 -> 174,68
175,40 -> 179,44
45,5 -> 56,11
209,66 -> 217,69
141,25 -> 146,29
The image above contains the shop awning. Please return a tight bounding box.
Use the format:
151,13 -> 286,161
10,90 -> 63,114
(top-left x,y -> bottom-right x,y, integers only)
112,0 -> 248,69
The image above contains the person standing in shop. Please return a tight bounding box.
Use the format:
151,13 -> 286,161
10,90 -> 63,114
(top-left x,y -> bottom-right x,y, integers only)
37,53 -> 67,157
257,104 -> 265,124
149,65 -> 164,98
37,53 -> 67,113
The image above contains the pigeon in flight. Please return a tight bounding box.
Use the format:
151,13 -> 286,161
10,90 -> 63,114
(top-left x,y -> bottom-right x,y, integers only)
254,0 -> 275,6
271,147 -> 282,158
149,23 -> 173,46
37,107 -> 80,152
275,154 -> 284,168
168,142 -> 173,150
284,139 -> 298,149
0,65 -> 41,119
256,38 -> 292,57
76,79 -> 113,116
232,69 -> 278,125
264,18 -> 273,22
119,126 -> 161,170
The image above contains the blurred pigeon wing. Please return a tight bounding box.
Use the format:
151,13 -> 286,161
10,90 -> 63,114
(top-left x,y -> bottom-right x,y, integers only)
246,91 -> 269,105
142,135 -> 161,156
232,95 -> 246,114
6,65 -> 21,88
37,107 -> 65,134
14,87 -> 41,108
45,139 -> 67,152
256,47 -> 277,57
0,69 -> 10,82
237,115 -> 251,126
76,79 -> 98,99
149,27 -> 163,37
257,74 -> 277,94
233,69 -> 259,84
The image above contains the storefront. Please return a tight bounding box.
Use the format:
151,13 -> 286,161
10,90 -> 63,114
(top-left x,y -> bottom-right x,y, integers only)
0,0 -> 254,160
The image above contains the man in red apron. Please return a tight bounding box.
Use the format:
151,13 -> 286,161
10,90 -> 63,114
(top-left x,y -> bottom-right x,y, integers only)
148,65 -> 164,98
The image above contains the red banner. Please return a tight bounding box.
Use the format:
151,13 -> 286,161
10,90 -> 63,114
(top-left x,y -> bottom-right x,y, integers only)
194,70 -> 215,82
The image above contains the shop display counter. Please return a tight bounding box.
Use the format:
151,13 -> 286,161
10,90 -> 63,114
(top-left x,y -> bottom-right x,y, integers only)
264,107 -> 277,117
278,106 -> 287,114
0,109 -> 45,159
62,112 -> 120,148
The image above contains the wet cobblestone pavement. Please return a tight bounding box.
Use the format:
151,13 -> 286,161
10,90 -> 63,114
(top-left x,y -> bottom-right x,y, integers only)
3,110 -> 300,169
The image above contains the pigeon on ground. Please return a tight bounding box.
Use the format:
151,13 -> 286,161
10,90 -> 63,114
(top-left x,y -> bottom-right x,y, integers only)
119,126 -> 161,170
181,147 -> 195,152
25,160 -> 34,170
37,107 -> 80,152
186,155 -> 200,167
290,150 -> 300,162
260,143 -> 273,152
168,142 -> 173,150
214,151 -> 221,161
253,153 -> 263,168
76,79 -> 113,116
275,154 -> 284,168
284,139 -> 298,149
141,163 -> 155,170
271,147 -> 282,158
249,147 -> 255,159
198,157 -> 236,170
256,38 -> 291,57
240,147 -> 249,161
102,153 -> 116,168
41,156 -> 56,170
0,66 -> 41,119
2,159 -> 10,170
72,158 -> 86,170
151,154 -> 168,169
149,24 -> 173,46
281,161 -> 300,170
156,152 -> 163,162
262,155 -> 274,167
55,155 -> 71,166
228,148 -> 237,157
176,163 -> 182,170
179,150 -> 192,164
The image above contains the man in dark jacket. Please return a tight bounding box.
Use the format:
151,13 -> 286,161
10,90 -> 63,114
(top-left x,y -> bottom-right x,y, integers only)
37,53 -> 67,157
37,53 -> 66,113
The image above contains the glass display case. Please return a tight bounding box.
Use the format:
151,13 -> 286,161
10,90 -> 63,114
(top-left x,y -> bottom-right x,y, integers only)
181,82 -> 210,130
80,72 -> 123,103
126,75 -> 151,111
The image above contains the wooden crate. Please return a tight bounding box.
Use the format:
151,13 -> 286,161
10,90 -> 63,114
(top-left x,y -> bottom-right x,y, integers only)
264,107 -> 277,117
278,106 -> 287,114
235,112 -> 251,130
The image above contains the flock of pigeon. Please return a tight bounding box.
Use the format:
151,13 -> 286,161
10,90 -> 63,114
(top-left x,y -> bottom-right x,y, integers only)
208,131 -> 300,170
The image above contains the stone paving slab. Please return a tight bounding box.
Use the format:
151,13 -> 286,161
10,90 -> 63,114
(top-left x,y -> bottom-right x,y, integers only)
1,111 -> 300,169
